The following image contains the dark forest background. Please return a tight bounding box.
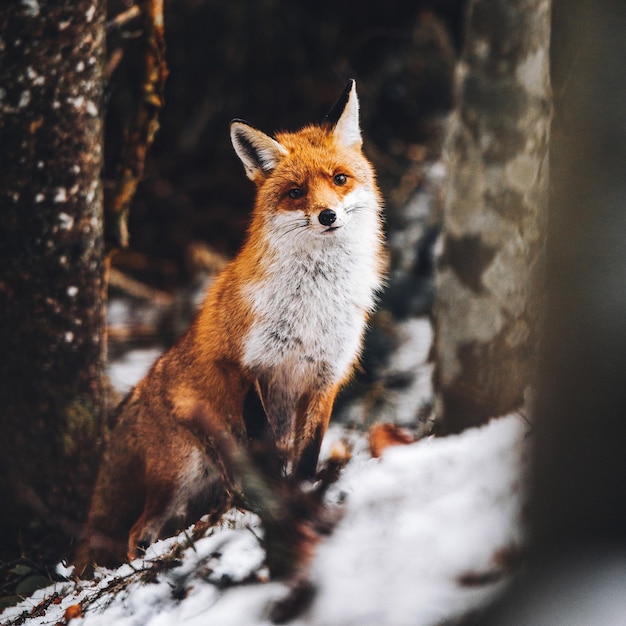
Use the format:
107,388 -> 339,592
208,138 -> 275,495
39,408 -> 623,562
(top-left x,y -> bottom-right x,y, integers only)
106,0 -> 464,289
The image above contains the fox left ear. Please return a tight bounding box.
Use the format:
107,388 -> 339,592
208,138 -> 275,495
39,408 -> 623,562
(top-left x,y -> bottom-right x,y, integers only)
325,79 -> 362,149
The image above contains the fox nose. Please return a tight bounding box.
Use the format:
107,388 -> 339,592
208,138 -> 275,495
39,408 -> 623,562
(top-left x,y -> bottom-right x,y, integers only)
318,209 -> 337,227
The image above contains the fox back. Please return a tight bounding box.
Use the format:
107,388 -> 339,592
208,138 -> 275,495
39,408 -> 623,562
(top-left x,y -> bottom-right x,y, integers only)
75,80 -> 385,572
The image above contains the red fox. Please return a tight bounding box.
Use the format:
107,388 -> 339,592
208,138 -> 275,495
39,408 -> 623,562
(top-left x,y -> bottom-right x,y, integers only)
75,80 -> 386,570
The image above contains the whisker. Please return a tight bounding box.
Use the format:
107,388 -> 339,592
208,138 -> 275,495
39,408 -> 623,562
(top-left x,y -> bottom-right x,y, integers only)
273,219 -> 310,241
345,202 -> 374,216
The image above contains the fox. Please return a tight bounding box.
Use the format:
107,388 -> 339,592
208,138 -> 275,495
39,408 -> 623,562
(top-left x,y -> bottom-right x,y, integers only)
74,80 -> 386,570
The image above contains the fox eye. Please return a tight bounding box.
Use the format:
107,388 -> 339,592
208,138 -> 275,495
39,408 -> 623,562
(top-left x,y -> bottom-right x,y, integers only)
333,173 -> 348,186
288,188 -> 304,199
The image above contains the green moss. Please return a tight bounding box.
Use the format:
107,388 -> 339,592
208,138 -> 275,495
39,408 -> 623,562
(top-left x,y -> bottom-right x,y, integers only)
60,396 -> 99,457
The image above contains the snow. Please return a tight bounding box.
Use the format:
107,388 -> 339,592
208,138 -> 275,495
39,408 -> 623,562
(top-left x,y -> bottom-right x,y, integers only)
2,414 -> 531,626
337,317 -> 434,429
105,346 -> 163,394
301,416 -> 528,626
20,0 -> 40,17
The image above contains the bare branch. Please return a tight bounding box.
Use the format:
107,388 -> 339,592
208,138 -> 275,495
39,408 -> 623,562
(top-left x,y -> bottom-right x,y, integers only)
106,0 -> 168,251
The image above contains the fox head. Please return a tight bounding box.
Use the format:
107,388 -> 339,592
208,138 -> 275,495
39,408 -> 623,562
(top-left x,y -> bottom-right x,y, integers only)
230,80 -> 382,243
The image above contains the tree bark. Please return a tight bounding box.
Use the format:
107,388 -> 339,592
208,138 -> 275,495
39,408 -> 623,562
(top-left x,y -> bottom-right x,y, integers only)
0,1 -> 106,558
434,0 -> 551,434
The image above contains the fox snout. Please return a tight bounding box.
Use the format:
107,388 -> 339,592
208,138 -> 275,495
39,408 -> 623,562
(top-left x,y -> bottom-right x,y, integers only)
318,208 -> 344,234
318,208 -> 337,227
312,205 -> 349,234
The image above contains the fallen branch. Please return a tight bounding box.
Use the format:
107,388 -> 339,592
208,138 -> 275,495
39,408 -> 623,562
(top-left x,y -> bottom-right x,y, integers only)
108,267 -> 173,305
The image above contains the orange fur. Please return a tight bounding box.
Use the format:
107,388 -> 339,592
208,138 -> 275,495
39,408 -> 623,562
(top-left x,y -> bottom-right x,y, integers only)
75,81 -> 386,571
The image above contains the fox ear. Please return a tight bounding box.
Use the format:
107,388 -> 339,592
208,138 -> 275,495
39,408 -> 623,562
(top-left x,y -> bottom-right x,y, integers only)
230,120 -> 288,181
325,79 -> 362,149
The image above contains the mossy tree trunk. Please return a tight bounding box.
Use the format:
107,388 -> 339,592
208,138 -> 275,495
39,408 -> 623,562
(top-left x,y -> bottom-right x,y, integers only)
0,1 -> 106,558
434,0 -> 551,434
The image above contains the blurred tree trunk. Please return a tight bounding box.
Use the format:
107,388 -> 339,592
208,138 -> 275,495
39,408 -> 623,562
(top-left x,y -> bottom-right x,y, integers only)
0,1 -> 106,558
434,0 -> 551,434
532,0 -> 626,551
476,2 -> 626,621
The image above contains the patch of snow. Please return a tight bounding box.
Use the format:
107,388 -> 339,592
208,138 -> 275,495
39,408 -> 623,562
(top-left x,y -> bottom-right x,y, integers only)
58,211 -> 73,229
20,0 -> 39,17
384,316 -> 434,424
85,182 -> 97,203
18,90 -> 31,108
339,316 -> 433,426
55,561 -> 75,578
106,347 -> 163,394
68,96 -> 85,110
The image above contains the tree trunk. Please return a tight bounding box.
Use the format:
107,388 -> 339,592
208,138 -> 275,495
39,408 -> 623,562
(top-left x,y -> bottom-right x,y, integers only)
475,3 -> 626,620
0,1 -> 106,558
532,0 -> 626,551
434,0 -> 551,434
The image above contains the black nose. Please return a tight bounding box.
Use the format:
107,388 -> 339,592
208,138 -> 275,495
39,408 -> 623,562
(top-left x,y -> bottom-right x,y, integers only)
318,209 -> 337,227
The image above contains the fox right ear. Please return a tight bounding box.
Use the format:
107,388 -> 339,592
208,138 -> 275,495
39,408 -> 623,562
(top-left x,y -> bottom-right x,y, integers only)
230,120 -> 288,181
325,79 -> 362,149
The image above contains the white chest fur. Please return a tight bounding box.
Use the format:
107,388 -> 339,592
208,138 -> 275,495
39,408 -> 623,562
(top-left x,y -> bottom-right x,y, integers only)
241,201 -> 382,390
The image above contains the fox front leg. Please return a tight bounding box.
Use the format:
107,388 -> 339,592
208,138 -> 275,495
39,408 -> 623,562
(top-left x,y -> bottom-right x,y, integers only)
293,387 -> 337,480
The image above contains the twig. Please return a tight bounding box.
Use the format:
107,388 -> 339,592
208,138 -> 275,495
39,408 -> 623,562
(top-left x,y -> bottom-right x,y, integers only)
105,5 -> 141,31
105,47 -> 125,79
108,267 -> 173,305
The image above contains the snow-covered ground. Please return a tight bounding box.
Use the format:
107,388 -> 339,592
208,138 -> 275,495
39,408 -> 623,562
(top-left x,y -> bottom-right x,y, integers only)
3,313 -> 533,625
2,413 -> 531,626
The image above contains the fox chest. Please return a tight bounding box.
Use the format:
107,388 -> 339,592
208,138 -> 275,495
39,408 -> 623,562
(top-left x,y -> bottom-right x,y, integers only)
241,247 -> 376,387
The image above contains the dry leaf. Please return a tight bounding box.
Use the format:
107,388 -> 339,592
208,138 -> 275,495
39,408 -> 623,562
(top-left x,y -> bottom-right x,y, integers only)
63,604 -> 83,623
369,423 -> 416,458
